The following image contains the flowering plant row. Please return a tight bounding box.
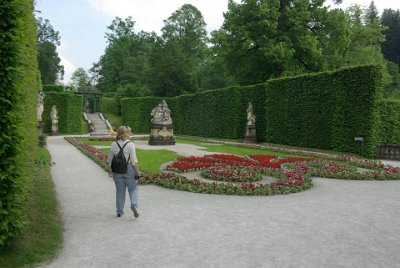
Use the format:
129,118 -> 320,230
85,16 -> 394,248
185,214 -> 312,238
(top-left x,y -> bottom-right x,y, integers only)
182,137 -> 384,169
287,160 -> 400,180
66,137 -> 109,171
167,154 -> 260,172
138,173 -> 312,195
201,166 -> 263,182
249,154 -> 314,168
66,137 -> 311,195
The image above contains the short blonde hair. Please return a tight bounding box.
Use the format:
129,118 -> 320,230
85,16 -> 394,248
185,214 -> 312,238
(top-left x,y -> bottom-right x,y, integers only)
116,126 -> 130,140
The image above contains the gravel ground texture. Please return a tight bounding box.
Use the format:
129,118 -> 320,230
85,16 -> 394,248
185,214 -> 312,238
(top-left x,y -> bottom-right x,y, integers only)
40,136 -> 400,268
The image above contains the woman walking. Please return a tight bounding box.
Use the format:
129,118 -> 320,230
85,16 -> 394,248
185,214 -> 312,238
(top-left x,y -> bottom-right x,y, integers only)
108,126 -> 140,218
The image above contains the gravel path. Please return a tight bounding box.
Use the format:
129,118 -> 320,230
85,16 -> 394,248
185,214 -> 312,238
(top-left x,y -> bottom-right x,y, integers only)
40,136 -> 400,268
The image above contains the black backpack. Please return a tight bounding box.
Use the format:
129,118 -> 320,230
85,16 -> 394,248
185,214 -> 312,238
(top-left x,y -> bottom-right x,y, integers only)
111,141 -> 131,174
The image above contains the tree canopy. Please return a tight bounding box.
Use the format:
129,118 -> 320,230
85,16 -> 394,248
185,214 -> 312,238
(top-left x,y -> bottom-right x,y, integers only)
36,17 -> 64,85
89,1 -> 400,99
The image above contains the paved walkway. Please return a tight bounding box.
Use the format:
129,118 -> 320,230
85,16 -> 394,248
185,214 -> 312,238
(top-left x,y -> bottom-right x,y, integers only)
41,136 -> 400,268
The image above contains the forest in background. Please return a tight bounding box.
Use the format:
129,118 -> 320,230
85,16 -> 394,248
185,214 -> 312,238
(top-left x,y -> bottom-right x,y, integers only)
38,0 -> 400,99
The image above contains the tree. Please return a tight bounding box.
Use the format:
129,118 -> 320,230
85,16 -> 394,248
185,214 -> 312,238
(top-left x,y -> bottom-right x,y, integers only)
36,17 -> 64,85
70,67 -> 91,89
93,16 -> 158,94
151,4 -> 208,96
105,16 -> 136,43
381,9 -> 400,67
365,1 -> 379,24
212,0 -> 343,85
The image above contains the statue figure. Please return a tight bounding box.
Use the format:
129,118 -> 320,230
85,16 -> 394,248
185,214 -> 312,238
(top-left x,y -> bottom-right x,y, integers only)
246,102 -> 256,125
151,103 -> 163,124
151,100 -> 172,124
51,105 -> 58,134
85,100 -> 90,113
160,100 -> 172,124
149,100 -> 175,145
37,91 -> 44,122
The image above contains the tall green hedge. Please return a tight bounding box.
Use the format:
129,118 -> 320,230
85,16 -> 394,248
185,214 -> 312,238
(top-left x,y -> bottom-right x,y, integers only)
122,97 -> 162,133
378,99 -> 400,144
101,97 -> 120,115
43,92 -> 83,133
43,84 -> 75,92
265,65 -> 383,157
0,0 -> 39,249
122,65 -> 383,156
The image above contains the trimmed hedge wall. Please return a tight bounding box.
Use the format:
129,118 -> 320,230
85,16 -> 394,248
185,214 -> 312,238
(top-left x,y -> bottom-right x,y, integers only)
101,97 -> 120,115
122,65 -> 383,156
265,65 -> 383,157
43,92 -> 83,133
43,84 -> 75,92
379,99 -> 400,144
0,0 -> 39,248
122,97 -> 162,133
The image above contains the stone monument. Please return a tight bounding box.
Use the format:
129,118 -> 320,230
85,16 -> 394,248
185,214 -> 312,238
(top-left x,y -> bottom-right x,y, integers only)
148,100 -> 175,145
244,102 -> 257,144
51,105 -> 59,135
37,91 -> 46,146
85,100 -> 91,113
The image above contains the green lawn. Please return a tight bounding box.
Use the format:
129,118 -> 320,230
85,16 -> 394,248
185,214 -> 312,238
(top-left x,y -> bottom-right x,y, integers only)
175,139 -> 302,158
0,149 -> 63,267
103,113 -> 122,130
100,148 -> 181,173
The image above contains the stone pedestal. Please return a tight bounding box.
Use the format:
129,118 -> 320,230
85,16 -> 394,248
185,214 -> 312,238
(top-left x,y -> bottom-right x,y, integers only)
244,124 -> 257,144
37,121 -> 46,147
149,124 -> 175,145
51,122 -> 58,136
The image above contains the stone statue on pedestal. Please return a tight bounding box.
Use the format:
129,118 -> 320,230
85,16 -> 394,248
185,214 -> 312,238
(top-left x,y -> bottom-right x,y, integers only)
244,102 -> 257,144
149,100 -> 175,145
51,105 -> 59,135
37,91 -> 44,124
37,91 -> 46,146
151,100 -> 172,125
247,102 -> 256,125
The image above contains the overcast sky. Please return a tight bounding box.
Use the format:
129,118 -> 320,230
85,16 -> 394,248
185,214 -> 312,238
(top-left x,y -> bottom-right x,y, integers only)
36,0 -> 400,84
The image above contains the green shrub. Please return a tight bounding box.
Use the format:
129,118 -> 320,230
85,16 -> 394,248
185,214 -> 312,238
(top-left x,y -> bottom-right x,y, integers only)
43,85 -> 64,92
121,65 -> 383,157
0,0 -> 39,249
378,99 -> 400,144
101,97 -> 119,115
121,97 -> 162,133
43,92 -> 83,133
265,65 -> 383,157
43,85 -> 75,92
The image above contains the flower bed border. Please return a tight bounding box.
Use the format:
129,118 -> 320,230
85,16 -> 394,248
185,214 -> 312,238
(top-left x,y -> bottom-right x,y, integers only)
65,137 -> 313,196
176,136 -> 384,169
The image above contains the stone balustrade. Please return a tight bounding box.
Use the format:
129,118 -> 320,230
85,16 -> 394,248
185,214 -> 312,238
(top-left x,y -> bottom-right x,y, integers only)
376,144 -> 400,160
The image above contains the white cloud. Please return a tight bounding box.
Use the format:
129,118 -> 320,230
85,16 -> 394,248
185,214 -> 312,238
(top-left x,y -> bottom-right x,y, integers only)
59,55 -> 76,84
88,0 -> 236,34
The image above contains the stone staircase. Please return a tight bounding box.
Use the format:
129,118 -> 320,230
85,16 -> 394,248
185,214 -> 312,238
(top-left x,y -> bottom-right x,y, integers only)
86,113 -> 110,136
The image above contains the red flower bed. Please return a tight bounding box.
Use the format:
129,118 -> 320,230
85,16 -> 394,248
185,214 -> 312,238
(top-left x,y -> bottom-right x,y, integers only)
249,155 -> 314,168
167,154 -> 259,172
66,137 -> 109,165
272,170 -> 305,190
